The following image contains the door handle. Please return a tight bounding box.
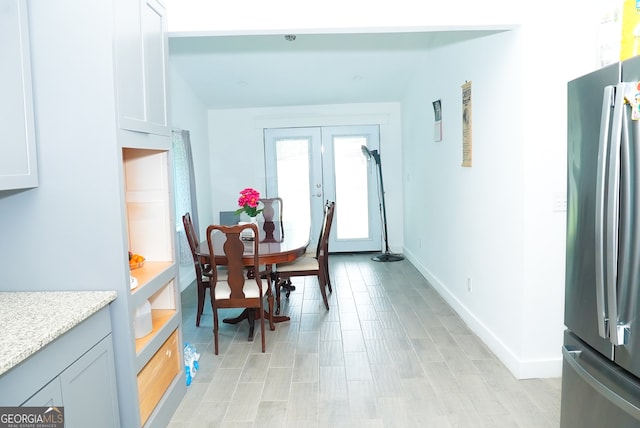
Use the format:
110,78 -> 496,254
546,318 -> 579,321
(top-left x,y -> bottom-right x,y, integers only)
605,82 -> 636,346
605,83 -> 624,345
595,85 -> 614,340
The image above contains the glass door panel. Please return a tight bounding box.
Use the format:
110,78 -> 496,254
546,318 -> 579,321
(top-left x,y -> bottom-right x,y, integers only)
274,138 -> 311,230
322,125 -> 381,252
264,127 -> 323,249
265,125 -> 381,253
332,137 -> 369,239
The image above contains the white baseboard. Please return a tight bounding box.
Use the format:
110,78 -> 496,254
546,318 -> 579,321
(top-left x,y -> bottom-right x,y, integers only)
403,248 -> 562,379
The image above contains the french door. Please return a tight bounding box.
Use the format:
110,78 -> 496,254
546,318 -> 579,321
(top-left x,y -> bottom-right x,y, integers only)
264,125 -> 381,252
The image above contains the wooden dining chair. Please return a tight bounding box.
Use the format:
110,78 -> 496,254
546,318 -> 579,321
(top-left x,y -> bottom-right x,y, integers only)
206,223 -> 275,354
259,197 -> 283,223
259,197 -> 289,291
306,200 -> 333,293
258,197 -> 284,244
182,212 -> 214,327
280,200 -> 332,296
274,201 -> 335,312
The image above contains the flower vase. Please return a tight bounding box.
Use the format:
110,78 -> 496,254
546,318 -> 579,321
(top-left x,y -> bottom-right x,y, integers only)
249,216 -> 259,238
241,216 -> 259,240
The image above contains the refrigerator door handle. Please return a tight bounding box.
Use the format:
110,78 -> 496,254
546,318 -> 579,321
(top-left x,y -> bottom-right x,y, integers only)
595,85 -> 615,339
563,345 -> 640,420
606,82 -> 634,346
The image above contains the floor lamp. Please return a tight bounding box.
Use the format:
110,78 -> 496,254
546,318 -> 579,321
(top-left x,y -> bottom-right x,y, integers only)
361,146 -> 404,262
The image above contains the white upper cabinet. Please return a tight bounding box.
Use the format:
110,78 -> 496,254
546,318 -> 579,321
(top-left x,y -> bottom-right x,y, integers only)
115,0 -> 169,136
0,0 -> 38,190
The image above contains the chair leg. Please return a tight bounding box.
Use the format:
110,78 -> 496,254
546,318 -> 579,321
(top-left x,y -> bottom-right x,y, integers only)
259,305 -> 266,353
275,277 -> 282,315
267,292 -> 275,331
209,287 -> 215,321
247,308 -> 256,342
196,282 -> 206,327
213,308 -> 219,355
318,275 -> 329,311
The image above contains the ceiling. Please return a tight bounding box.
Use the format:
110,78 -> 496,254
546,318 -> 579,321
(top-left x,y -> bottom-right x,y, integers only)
168,30 -> 504,109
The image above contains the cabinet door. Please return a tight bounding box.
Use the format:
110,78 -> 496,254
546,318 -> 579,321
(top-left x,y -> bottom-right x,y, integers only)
59,335 -> 120,428
0,0 -> 38,190
21,378 -> 63,407
115,0 -> 169,136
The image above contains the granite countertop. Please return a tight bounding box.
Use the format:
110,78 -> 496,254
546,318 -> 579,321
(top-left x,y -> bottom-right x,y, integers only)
0,291 -> 117,376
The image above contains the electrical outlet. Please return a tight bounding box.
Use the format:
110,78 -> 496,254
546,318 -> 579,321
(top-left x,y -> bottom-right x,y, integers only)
467,277 -> 472,292
552,192 -> 567,212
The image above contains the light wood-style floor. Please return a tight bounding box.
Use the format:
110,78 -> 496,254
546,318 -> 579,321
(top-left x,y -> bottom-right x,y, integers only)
168,253 -> 561,427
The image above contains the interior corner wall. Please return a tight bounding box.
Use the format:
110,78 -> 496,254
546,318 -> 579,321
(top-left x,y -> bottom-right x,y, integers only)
169,63 -> 212,291
207,103 -> 403,251
401,29 -> 540,378
517,5 -> 601,377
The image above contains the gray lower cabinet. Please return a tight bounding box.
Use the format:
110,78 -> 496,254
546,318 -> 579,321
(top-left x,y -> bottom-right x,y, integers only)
57,335 -> 119,427
21,377 -> 62,407
1,307 -> 120,427
22,335 -> 120,427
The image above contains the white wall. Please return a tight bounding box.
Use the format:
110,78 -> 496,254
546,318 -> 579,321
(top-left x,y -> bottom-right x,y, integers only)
169,62 -> 212,291
518,4 -> 601,376
402,30 -> 531,376
207,103 -> 404,253
400,6 -> 601,378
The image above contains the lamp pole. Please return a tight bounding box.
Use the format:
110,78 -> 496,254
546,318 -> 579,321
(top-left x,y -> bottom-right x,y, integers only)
362,147 -> 404,262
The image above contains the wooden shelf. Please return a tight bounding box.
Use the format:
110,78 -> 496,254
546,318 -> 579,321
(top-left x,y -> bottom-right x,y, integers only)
130,261 -> 172,292
135,309 -> 175,354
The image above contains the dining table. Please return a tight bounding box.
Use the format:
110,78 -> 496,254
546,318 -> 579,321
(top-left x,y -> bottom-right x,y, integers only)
196,220 -> 310,336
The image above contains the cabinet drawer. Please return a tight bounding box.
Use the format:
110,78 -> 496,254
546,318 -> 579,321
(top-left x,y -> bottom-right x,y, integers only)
137,329 -> 180,425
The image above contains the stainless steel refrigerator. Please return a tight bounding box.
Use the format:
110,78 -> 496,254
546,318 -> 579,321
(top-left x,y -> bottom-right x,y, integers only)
562,56 -> 640,427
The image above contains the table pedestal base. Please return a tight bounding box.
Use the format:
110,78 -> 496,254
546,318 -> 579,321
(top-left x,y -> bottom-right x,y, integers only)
223,309 -> 289,341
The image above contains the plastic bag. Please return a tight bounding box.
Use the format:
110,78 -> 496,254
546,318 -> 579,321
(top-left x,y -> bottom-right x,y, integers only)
183,343 -> 200,386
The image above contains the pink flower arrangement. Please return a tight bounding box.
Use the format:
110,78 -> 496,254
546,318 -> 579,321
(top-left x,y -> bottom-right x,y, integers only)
234,188 -> 263,218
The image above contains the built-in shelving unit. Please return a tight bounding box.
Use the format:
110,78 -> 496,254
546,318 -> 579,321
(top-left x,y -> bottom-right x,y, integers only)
112,0 -> 185,426
120,127 -> 183,427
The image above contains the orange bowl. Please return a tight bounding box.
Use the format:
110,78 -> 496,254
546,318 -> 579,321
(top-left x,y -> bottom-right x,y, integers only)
130,261 -> 145,270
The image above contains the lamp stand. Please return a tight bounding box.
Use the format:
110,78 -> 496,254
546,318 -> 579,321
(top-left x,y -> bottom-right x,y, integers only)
369,150 -> 404,263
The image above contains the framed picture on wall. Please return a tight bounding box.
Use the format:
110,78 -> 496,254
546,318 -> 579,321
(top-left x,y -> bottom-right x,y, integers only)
433,99 -> 442,142
461,81 -> 472,167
